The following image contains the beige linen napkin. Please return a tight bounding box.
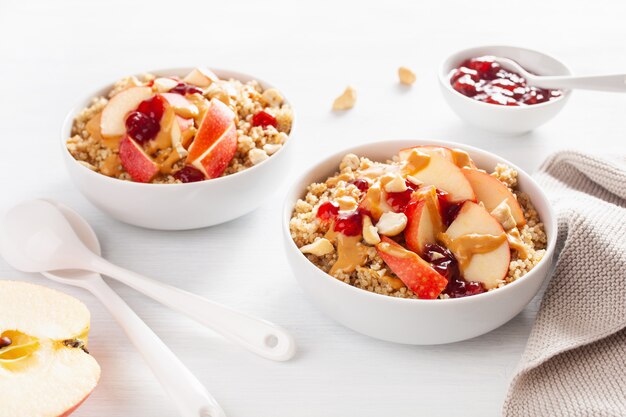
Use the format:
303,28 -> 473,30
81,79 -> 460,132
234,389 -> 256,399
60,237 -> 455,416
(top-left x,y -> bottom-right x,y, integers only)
503,151 -> 626,416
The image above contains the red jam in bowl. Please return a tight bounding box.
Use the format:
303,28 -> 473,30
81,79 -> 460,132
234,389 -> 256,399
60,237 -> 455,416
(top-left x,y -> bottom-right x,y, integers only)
449,56 -> 563,106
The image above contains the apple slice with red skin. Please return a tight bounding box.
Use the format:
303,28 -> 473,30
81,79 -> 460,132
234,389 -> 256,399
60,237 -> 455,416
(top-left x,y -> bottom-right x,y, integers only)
118,135 -> 159,183
100,86 -> 153,137
404,149 -> 476,203
405,186 -> 444,255
399,145 -> 477,169
462,168 -> 525,227
183,67 -> 219,88
444,201 -> 510,289
186,98 -> 237,179
376,236 -> 448,299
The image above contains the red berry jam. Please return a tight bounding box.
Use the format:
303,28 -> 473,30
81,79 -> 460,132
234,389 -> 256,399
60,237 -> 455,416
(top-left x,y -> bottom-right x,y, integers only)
387,181 -> 418,212
436,190 -> 462,227
252,111 -> 277,128
170,82 -> 203,96
450,56 -> 562,106
333,211 -> 363,236
316,201 -> 340,222
422,244 -> 485,298
174,166 -> 206,183
126,95 -> 166,143
125,112 -> 160,143
350,179 -> 369,192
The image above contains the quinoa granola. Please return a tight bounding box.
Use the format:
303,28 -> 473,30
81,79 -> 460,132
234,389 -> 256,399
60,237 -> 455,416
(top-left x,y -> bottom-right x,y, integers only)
290,146 -> 547,300
67,68 -> 293,184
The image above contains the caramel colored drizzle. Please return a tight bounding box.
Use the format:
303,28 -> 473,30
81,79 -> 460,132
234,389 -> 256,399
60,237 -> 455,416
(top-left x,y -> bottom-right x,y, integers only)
326,229 -> 368,276
438,232 -> 507,271
100,154 -> 122,177
402,149 -> 431,176
507,228 -> 530,259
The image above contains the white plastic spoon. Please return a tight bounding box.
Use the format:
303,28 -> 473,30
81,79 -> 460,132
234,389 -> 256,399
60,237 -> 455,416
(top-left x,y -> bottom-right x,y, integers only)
0,199 -> 296,363
37,200 -> 225,417
494,57 -> 626,92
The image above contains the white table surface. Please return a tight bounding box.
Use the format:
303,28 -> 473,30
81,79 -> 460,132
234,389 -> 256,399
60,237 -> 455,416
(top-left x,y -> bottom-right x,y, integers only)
1,1 -> 624,416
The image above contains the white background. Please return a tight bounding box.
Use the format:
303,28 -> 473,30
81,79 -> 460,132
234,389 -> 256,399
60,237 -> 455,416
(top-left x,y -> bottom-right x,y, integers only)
0,1 -> 624,416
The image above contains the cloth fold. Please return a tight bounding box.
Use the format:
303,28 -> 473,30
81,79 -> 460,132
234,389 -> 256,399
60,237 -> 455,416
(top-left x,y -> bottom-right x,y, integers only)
503,151 -> 626,417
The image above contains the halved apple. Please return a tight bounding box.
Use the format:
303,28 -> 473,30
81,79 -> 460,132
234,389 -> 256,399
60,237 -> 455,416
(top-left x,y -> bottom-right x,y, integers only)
0,280 -> 100,417
405,186 -> 443,254
376,236 -> 448,299
399,146 -> 476,169
183,67 -> 219,88
186,98 -> 237,179
100,86 -> 153,137
442,201 -> 510,289
462,168 -> 525,227
404,149 -> 475,203
118,135 -> 159,182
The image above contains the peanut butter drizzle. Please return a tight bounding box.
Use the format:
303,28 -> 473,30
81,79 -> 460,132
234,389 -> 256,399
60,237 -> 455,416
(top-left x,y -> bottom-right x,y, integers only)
450,148 -> 473,169
325,229 -> 368,276
438,232 -> 507,271
87,112 -> 121,151
361,183 -> 393,220
100,154 -> 122,177
380,274 -> 406,290
146,107 -> 177,155
186,93 -> 210,125
402,149 -> 431,176
377,241 -> 413,259
507,228 -> 530,259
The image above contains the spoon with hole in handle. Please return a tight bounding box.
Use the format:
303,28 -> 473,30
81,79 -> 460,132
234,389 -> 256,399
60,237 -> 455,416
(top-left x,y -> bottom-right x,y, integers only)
493,57 -> 626,92
33,200 -> 225,417
0,199 -> 296,362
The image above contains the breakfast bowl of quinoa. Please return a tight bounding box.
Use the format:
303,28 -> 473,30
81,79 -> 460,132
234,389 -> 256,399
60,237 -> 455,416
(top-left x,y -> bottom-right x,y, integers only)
283,140 -> 556,344
62,67 -> 295,230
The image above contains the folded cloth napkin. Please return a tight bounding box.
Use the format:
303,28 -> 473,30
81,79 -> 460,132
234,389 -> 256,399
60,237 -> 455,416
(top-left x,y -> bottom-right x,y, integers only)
503,151 -> 626,416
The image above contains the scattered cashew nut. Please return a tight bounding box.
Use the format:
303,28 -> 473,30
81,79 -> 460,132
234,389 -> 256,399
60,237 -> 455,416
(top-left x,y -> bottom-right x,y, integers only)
332,86 -> 357,111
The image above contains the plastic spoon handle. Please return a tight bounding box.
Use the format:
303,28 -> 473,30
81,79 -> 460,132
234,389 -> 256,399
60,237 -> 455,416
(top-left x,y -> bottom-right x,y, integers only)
528,74 -> 626,92
88,256 -> 296,361
85,277 -> 224,417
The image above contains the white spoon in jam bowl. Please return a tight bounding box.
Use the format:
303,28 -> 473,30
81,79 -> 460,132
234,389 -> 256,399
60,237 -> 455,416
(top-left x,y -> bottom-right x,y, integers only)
493,56 -> 626,92
0,199 -> 296,364
0,200 -> 224,417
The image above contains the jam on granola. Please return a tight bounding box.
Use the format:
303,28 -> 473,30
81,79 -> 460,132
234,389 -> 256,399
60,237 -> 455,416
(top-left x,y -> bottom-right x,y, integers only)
291,145 -> 547,300
68,68 -> 293,184
450,56 -> 562,106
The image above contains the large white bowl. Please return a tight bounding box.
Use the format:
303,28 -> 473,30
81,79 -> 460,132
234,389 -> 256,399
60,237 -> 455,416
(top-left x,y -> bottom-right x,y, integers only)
282,139 -> 557,345
62,68 -> 296,230
439,45 -> 572,135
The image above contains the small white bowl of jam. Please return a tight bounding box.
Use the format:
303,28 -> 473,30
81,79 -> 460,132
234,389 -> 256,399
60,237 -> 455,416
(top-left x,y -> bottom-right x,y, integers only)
439,45 -> 572,135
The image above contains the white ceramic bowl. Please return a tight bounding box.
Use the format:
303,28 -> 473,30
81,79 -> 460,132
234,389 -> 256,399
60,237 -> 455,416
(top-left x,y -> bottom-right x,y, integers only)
283,139 -> 557,345
62,68 -> 296,230
439,45 -> 572,135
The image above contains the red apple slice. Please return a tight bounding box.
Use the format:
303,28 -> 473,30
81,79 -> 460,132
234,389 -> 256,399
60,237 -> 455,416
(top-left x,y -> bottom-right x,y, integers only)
443,201 -> 510,289
399,146 -> 476,169
405,186 -> 443,254
118,135 -> 159,183
100,86 -> 153,137
462,168 -> 525,227
404,149 -> 476,203
183,67 -> 219,88
186,98 -> 237,179
376,236 -> 448,299
0,281 -> 100,417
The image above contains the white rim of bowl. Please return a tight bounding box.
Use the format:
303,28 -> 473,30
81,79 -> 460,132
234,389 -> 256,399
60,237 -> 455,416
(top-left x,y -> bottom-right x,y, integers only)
60,67 -> 296,187
283,138 -> 558,305
438,44 -> 573,110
